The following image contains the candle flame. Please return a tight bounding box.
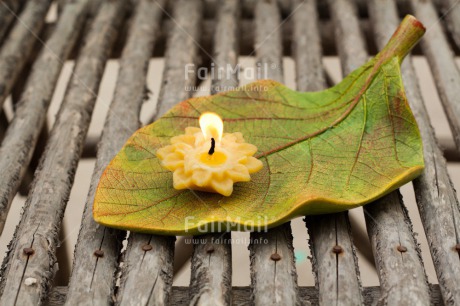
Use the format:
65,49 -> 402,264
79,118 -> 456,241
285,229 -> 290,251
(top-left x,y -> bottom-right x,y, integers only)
199,112 -> 223,142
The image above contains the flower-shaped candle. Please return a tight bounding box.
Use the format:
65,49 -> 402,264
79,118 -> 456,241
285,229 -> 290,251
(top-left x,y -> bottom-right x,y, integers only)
156,112 -> 263,196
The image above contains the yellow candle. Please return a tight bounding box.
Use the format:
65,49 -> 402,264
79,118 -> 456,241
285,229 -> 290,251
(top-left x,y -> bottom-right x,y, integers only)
156,112 -> 263,196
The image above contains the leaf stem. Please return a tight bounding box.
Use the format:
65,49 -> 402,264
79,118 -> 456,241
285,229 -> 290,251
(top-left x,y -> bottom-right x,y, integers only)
378,15 -> 426,62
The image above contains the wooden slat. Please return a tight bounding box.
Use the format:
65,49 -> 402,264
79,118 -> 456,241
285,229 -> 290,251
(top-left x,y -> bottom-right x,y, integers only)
293,2 -> 364,304
305,214 -> 364,305
188,0 -> 239,304
115,1 -> 202,304
294,1 -> 365,304
0,0 -> 52,117
402,1 -> 460,304
326,0 -> 435,302
64,0 -> 164,304
189,233 -> 232,305
439,0 -> 460,49
0,0 -> 52,234
248,1 -> 298,305
253,0 -> 283,82
329,0 -> 368,73
331,0 -> 432,303
156,16 -> 460,60
404,55 -> 460,304
0,0 -> 51,105
0,1 -> 120,304
410,0 -> 460,151
47,284 -> 447,306
250,223 -> 298,305
154,0 -> 202,118
358,0 -> 460,303
185,0 -> 292,19
196,0 -> 412,20
364,192 -> 431,304
185,285 -> 446,306
292,0 -> 326,93
209,0 -> 240,97
332,0 -> 434,304
0,0 -> 88,231
10,17 -> 54,198
117,233 -> 175,306
0,0 -> 26,44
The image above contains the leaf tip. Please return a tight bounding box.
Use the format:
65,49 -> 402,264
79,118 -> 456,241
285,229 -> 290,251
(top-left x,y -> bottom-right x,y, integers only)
407,14 -> 426,32
379,15 -> 426,62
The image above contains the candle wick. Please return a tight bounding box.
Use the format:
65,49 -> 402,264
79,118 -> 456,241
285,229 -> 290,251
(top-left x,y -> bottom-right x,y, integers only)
208,138 -> 215,155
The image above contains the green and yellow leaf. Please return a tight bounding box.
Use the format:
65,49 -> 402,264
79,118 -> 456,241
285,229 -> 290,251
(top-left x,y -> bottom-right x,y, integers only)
93,15 -> 426,235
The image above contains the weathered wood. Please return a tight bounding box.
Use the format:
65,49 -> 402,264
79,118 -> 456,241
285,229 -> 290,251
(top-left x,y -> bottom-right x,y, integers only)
0,0 -> 83,234
247,1 -> 299,305
47,286 -> 68,306
410,0 -> 460,151
189,233 -> 232,305
305,214 -> 363,305
292,0 -> 326,93
1,1 -> 123,305
329,0 -> 368,74
253,0 -> 283,82
116,1 -> 202,305
187,284 -> 446,306
117,233 -> 176,305
293,2 -> 363,304
250,223 -> 299,305
405,59 -> 460,305
153,0 -> 202,119
322,0 -> 435,301
118,17 -> 376,59
331,0 -> 433,303
47,284 -> 447,306
62,17 -> 457,61
343,1 -> 433,304
0,0 -> 26,44
0,0 -> 88,233
12,28 -> 50,197
209,0 -> 240,96
439,0 -> 460,49
64,0 -> 163,304
8,13 -> 53,198
175,0 -> 292,18
0,0 -> 52,108
387,1 -> 460,304
192,0 -> 424,20
297,1 -> 365,304
188,1 -> 238,305
364,192 -> 431,305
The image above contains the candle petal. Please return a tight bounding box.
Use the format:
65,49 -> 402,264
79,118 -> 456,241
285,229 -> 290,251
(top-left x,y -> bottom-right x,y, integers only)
173,168 -> 192,190
162,152 -> 184,170
171,134 -> 195,146
233,132 -> 244,143
241,156 -> 264,173
235,143 -> 258,156
227,164 -> 250,182
155,145 -> 174,160
192,169 -> 212,187
171,142 -> 191,156
222,132 -> 244,143
211,178 -> 233,197
185,126 -> 201,135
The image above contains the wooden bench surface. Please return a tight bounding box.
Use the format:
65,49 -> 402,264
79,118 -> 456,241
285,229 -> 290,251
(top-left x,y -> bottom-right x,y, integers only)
0,0 -> 459,305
